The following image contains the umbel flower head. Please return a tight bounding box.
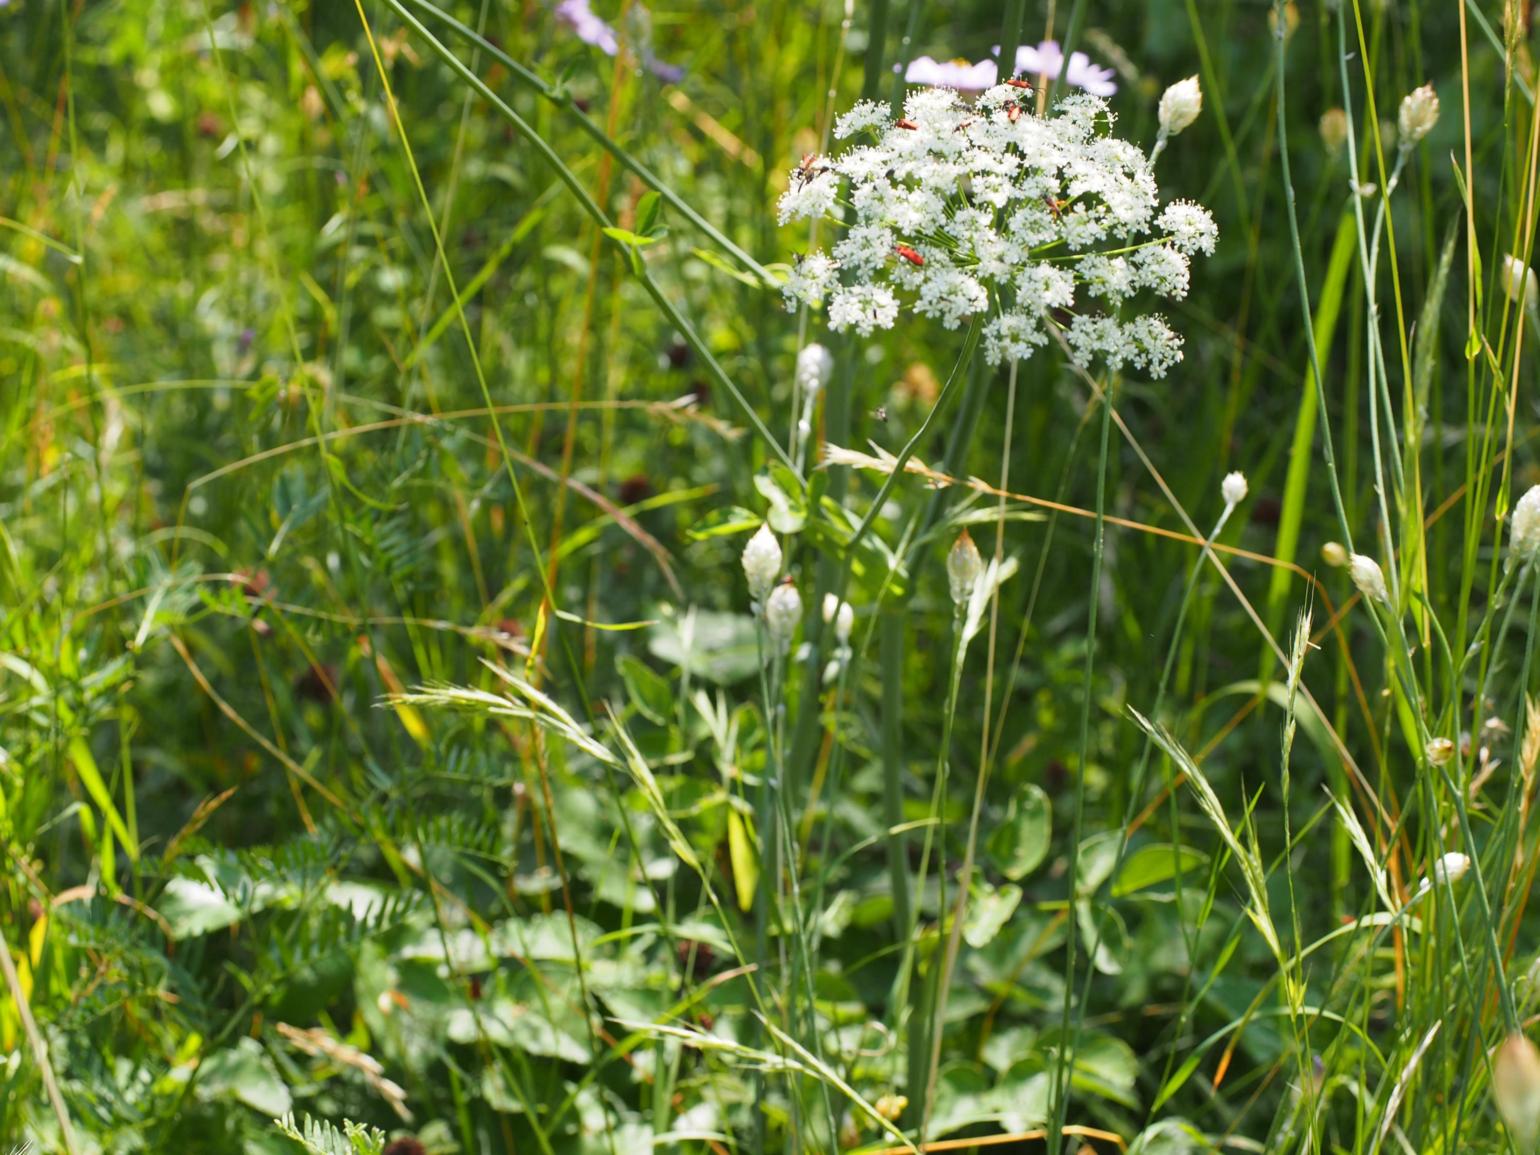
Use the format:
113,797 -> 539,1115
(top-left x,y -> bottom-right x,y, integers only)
779,85 -> 1217,373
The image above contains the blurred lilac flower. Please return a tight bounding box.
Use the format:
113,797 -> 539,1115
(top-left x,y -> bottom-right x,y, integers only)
903,40 -> 1116,97
1017,40 -> 1117,97
554,0 -> 682,83
902,56 -> 998,92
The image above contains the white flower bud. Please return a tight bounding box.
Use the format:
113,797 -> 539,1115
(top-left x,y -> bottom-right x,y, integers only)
1503,254 -> 1538,308
1495,1034 -> 1540,1149
1348,553 -> 1390,604
1321,541 -> 1349,568
822,593 -> 854,644
742,523 -> 782,603
795,343 -> 835,396
1426,737 -> 1455,767
765,579 -> 802,647
1318,108 -> 1348,155
1397,83 -> 1438,149
1432,850 -> 1471,885
1221,471 -> 1248,506
1512,486 -> 1540,567
947,529 -> 982,607
1158,76 -> 1203,138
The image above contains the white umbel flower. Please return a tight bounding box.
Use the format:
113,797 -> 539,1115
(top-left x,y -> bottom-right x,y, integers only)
1221,471 -> 1248,506
1503,254 -> 1538,309
947,529 -> 983,608
1511,486 -> 1540,568
822,593 -> 854,644
795,343 -> 835,396
1348,553 -> 1390,604
742,524 -> 782,603
778,85 -> 1216,375
1158,76 -> 1203,138
1397,83 -> 1439,149
765,580 -> 802,648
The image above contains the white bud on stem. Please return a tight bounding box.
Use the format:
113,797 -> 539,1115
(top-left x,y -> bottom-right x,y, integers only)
795,343 -> 835,396
1503,254 -> 1538,309
1495,1034 -> 1540,1149
765,579 -> 802,648
1158,76 -> 1203,138
822,593 -> 854,644
1221,471 -> 1248,506
947,529 -> 983,608
742,523 -> 783,603
1397,83 -> 1438,149
1348,553 -> 1390,605
1512,485 -> 1540,569
1432,851 -> 1470,886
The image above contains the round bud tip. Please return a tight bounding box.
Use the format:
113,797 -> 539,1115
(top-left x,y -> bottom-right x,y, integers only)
947,529 -> 983,607
1158,76 -> 1203,138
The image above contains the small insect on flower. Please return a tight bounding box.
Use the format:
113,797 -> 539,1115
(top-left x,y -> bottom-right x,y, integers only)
1006,102 -> 1023,122
895,244 -> 925,266
896,118 -> 919,130
792,152 -> 825,188
1005,77 -> 1032,90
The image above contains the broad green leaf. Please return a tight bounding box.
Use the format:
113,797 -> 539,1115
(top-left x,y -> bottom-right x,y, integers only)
1111,842 -> 1210,898
987,784 -> 1051,880
963,880 -> 1021,948
617,653 -> 672,723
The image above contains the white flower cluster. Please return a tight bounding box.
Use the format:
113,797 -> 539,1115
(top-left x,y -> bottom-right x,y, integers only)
778,85 -> 1217,374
